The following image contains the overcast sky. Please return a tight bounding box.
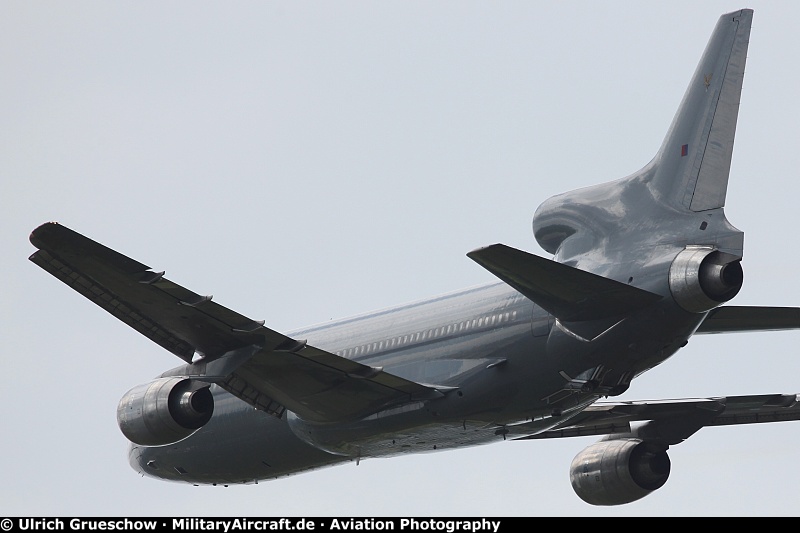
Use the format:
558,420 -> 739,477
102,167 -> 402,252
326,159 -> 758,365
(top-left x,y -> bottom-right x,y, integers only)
4,1 -> 800,518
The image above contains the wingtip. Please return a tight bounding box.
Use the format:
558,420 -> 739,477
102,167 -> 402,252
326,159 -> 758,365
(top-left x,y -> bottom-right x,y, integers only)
29,221 -> 62,247
467,243 -> 502,258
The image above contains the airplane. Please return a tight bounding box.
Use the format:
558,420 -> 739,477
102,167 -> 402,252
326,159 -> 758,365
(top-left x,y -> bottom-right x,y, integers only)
27,8 -> 800,506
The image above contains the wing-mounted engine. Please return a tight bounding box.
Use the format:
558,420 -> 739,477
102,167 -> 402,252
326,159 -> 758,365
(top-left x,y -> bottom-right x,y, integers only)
116,377 -> 214,446
569,438 -> 671,506
669,246 -> 743,313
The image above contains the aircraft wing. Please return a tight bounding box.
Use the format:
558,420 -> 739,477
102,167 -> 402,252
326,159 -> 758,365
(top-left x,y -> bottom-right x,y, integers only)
29,222 -> 442,424
513,393 -> 800,445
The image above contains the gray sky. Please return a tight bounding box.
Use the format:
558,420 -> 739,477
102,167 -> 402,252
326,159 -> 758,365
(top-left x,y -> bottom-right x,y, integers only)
3,1 -> 800,517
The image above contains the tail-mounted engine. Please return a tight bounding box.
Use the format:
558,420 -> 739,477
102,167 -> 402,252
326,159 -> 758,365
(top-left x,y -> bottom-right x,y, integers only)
570,438 -> 671,506
116,377 -> 214,446
669,246 -> 743,313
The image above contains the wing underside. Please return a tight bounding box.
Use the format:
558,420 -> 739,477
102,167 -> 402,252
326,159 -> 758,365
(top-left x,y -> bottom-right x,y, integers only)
29,222 -> 441,424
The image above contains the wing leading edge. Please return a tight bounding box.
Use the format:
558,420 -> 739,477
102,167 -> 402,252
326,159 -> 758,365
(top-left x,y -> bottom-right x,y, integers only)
29,222 -> 442,424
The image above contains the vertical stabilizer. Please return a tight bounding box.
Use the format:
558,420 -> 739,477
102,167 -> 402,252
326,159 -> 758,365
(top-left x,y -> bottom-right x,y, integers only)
651,9 -> 752,211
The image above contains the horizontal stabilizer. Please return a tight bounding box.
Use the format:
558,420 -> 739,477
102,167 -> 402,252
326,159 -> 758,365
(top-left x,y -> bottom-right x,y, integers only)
696,306 -> 800,334
512,392 -> 800,443
467,244 -> 661,321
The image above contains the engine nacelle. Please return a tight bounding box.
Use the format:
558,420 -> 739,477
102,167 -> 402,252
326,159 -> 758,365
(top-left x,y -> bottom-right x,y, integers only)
669,246 -> 743,313
116,377 -> 214,446
570,438 -> 670,506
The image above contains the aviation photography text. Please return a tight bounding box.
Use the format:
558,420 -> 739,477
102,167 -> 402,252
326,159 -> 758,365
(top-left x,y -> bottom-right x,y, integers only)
7,519 -> 504,533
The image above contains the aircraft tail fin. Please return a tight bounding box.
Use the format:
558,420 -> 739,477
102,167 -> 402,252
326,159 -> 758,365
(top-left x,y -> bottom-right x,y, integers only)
467,244 -> 662,321
651,9 -> 752,211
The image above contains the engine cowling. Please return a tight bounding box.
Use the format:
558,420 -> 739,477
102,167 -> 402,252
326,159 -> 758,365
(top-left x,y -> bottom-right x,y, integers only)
569,438 -> 670,506
669,246 -> 743,313
116,377 -> 214,446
